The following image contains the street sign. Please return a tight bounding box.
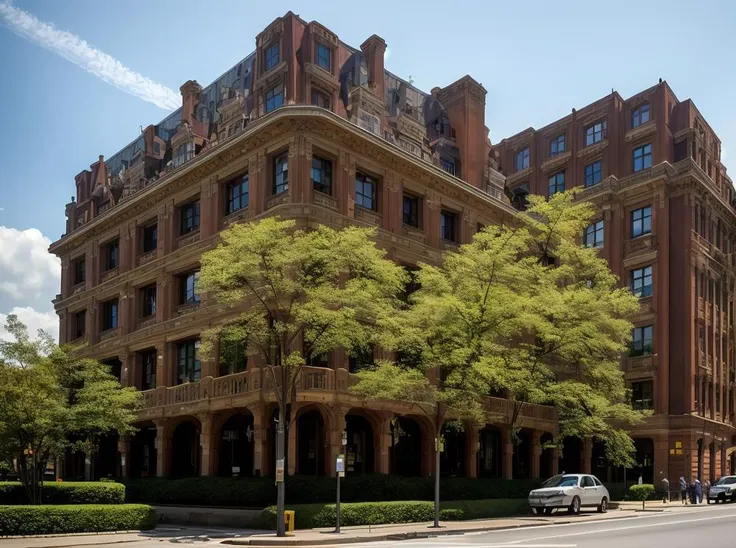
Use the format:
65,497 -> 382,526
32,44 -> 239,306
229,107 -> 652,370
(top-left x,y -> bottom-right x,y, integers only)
275,459 -> 285,483
336,454 -> 345,477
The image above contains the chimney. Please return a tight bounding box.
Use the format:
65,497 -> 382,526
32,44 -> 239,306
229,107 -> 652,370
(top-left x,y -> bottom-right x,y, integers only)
360,35 -> 386,98
180,80 -> 203,126
95,155 -> 106,187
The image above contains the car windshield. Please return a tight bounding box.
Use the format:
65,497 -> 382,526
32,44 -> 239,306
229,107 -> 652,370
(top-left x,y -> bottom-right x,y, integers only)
541,474 -> 579,488
716,477 -> 736,485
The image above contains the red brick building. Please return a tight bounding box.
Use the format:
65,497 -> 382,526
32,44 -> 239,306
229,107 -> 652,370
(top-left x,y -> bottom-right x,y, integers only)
49,12 -> 735,485
492,81 -> 736,482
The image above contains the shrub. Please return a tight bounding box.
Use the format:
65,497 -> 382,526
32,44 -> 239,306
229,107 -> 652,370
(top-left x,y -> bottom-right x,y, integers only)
260,499 -> 529,530
0,482 -> 125,505
125,475 -> 540,507
0,504 -> 155,536
628,484 -> 656,510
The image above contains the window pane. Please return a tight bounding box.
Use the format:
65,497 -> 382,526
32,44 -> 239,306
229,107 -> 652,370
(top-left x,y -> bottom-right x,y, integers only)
355,172 -> 376,211
274,156 -> 288,194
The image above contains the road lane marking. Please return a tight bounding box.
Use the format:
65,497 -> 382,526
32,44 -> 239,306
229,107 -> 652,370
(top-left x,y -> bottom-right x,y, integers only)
502,511 -> 736,543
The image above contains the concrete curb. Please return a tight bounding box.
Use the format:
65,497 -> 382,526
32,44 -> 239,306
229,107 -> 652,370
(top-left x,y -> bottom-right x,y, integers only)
223,514 -> 637,546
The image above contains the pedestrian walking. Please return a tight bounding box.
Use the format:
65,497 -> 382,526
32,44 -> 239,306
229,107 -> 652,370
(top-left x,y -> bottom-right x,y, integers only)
689,479 -> 697,504
679,477 -> 688,504
660,472 -> 670,503
695,479 -> 703,504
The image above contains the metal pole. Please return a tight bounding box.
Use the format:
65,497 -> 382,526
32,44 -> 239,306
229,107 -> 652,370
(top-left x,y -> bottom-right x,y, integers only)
336,470 -> 341,533
276,418 -> 285,537
433,437 -> 440,528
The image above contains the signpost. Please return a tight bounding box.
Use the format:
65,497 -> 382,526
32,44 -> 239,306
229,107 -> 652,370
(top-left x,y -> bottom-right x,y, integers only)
335,431 -> 347,533
275,459 -> 285,483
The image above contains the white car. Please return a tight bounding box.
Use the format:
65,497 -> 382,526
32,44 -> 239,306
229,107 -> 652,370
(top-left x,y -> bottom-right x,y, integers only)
528,473 -> 610,515
707,476 -> 736,504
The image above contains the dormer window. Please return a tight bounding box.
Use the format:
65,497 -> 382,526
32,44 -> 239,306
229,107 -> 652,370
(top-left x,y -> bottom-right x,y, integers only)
173,142 -> 194,168
316,42 -> 331,72
264,42 -> 280,71
440,157 -> 457,177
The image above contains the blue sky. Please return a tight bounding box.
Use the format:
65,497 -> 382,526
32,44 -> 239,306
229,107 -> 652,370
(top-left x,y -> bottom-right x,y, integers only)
1,0 -> 735,339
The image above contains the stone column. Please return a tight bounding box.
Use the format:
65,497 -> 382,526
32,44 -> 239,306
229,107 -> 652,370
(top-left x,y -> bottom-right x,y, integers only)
155,419 -> 169,477
120,351 -> 135,388
531,431 -> 542,479
87,299 -> 99,346
426,194 -> 441,248
382,173 -> 402,234
327,407 -> 348,478
466,425 -> 479,478
551,447 -> 559,476
377,413 -> 393,474
249,152 -> 266,216
721,444 -> 727,477
251,405 -> 267,476
582,438 -> 593,474
503,439 -> 514,480
156,341 -> 172,388
199,413 -> 214,476
201,177 -> 219,239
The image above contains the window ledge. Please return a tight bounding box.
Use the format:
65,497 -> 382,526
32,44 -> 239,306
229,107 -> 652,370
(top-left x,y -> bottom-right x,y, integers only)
313,190 -> 337,209
137,249 -> 158,266
176,302 -> 200,316
541,151 -> 571,173
625,120 -> 656,143
440,239 -> 460,250
72,282 -> 87,295
224,206 -> 250,227
577,139 -> 609,159
266,191 -> 290,209
100,268 -> 119,283
177,230 -> 200,249
354,206 -> 382,226
506,166 -> 533,186
100,327 -> 120,342
138,316 -> 157,330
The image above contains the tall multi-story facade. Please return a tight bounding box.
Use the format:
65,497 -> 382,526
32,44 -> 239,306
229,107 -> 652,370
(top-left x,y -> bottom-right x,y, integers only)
492,82 -> 736,483
50,12 -> 559,482
50,12 -> 736,485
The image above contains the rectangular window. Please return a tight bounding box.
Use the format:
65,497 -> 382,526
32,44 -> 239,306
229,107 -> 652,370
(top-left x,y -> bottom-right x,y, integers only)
265,85 -> 283,113
311,89 -> 330,109
141,284 -> 157,318
273,154 -> 289,195
355,172 -> 377,211
631,206 -> 652,238
178,271 -> 200,305
226,174 -> 249,214
103,240 -> 119,271
632,103 -> 650,128
142,223 -> 158,253
173,141 -> 194,168
177,340 -> 201,385
633,143 -> 653,172
585,120 -> 606,146
440,210 -> 458,242
102,299 -> 118,331
73,310 -> 86,339
402,194 -> 420,228
550,134 -> 565,156
630,265 -> 653,298
632,380 -> 654,411
316,42 -> 331,72
311,156 -> 332,195
264,42 -> 279,71
441,157 -> 456,176
584,161 -> 602,188
631,325 -> 653,357
73,256 -> 86,285
584,220 -> 604,248
515,147 -> 530,171
219,337 -> 247,376
180,200 -> 200,235
548,171 -> 565,196
140,350 -> 157,391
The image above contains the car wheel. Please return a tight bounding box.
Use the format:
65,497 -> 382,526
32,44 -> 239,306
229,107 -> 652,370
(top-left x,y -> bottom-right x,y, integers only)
597,497 -> 608,513
543,508 -> 554,516
568,496 -> 581,516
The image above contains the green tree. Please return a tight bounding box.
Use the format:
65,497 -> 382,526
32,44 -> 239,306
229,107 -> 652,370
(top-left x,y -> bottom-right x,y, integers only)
352,190 -> 641,526
198,217 -> 407,537
0,316 -> 141,504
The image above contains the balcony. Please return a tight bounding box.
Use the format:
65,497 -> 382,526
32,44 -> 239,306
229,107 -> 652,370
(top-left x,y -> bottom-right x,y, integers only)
139,367 -> 557,425
100,268 -> 119,284
137,250 -> 157,267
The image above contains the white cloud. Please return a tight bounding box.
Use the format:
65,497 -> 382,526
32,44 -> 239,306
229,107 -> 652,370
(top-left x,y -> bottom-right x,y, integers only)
0,306 -> 58,342
0,226 -> 60,301
0,1 -> 179,110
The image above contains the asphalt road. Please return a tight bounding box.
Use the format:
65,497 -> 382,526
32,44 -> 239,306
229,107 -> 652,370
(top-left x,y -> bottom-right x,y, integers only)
385,504 -> 736,548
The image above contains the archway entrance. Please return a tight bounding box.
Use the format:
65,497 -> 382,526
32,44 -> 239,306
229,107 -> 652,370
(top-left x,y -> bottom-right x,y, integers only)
540,433 -> 555,480
559,436 -> 582,474
390,416 -> 423,477
478,426 -> 502,478
218,412 -> 254,477
297,410 -> 325,476
130,423 -> 157,478
513,430 -> 531,479
441,423 -> 466,477
171,420 -> 200,478
345,414 -> 375,474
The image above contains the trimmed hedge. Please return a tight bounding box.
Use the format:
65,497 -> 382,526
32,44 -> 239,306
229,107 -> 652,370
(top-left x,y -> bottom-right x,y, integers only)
628,484 -> 656,501
0,504 -> 155,536
125,475 -> 540,508
0,482 -> 125,505
260,499 -> 530,530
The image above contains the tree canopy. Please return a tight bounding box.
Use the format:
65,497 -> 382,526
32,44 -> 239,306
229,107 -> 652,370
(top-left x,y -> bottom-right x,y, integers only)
352,190 -> 642,467
0,316 -> 141,503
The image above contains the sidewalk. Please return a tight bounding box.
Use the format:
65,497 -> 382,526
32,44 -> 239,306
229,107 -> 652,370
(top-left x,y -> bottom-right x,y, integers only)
224,509 -> 637,546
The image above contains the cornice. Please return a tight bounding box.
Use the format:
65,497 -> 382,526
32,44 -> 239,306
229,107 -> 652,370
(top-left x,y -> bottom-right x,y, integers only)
51,106 -> 516,256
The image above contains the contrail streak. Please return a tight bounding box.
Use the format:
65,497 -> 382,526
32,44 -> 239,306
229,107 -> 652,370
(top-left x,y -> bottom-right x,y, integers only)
0,2 -> 179,110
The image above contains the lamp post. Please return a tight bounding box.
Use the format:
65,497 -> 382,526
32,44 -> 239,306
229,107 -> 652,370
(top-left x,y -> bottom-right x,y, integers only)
335,430 -> 347,534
